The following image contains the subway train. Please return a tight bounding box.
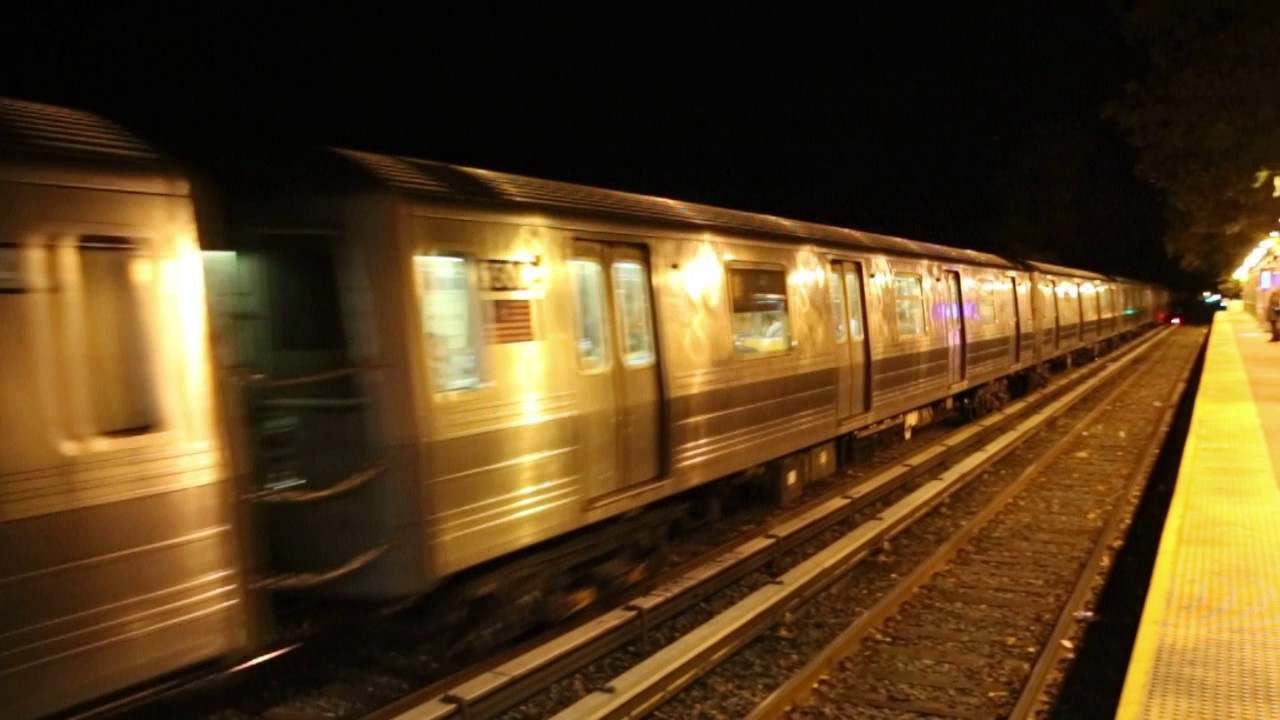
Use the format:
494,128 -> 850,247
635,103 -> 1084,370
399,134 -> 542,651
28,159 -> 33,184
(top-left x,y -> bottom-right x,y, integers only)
0,98 -> 1168,719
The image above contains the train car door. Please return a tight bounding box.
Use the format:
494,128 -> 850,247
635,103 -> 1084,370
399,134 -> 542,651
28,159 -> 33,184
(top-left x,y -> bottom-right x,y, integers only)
1010,276 -> 1021,363
944,270 -> 966,385
570,241 -> 661,499
1050,281 -> 1061,349
831,260 -> 870,419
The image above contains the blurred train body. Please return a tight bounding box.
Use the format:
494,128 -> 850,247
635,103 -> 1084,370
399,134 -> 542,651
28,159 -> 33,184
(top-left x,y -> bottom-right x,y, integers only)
0,99 -> 245,719
0,99 -> 1169,719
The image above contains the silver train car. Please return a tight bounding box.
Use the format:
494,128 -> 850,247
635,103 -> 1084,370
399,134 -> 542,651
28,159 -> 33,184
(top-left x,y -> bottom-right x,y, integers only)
0,100 -> 245,718
200,147 -> 1166,601
0,99 -> 1167,719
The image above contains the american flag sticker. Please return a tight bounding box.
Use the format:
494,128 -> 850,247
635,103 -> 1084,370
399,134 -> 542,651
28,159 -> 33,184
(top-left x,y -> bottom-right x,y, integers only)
485,299 -> 535,343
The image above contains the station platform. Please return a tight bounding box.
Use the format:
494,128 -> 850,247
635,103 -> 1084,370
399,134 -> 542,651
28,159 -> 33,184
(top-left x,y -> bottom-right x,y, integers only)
1116,304 -> 1280,719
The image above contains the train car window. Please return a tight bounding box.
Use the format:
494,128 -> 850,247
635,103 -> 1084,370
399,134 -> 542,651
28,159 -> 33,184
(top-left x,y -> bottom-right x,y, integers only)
845,269 -> 865,341
612,261 -> 655,366
729,266 -> 789,355
1039,282 -> 1055,307
977,281 -> 997,325
79,236 -> 155,436
415,255 -> 481,392
1080,283 -> 1099,321
570,259 -> 610,370
893,273 -> 926,338
266,243 -> 345,352
829,270 -> 847,342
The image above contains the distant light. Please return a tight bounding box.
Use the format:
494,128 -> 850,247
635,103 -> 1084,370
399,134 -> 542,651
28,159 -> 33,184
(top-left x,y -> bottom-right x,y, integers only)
1233,244 -> 1274,280
1171,317 -> 1183,325
1202,291 -> 1212,297
1271,231 -> 1279,238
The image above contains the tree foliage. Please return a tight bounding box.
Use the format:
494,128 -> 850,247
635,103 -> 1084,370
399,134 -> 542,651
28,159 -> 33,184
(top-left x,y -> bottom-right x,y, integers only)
986,120 -> 1170,281
1110,0 -> 1280,276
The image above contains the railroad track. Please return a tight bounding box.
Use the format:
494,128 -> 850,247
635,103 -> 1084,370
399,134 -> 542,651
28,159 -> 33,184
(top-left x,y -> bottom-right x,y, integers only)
102,330 -> 1179,720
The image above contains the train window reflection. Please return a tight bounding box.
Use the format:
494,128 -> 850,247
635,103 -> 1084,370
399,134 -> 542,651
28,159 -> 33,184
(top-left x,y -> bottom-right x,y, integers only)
829,270 -> 846,343
415,255 -> 480,392
978,281 -> 996,324
893,273 -> 926,338
729,266 -> 789,355
611,261 -> 654,367
845,269 -> 865,341
570,259 -> 610,371
79,236 -> 155,435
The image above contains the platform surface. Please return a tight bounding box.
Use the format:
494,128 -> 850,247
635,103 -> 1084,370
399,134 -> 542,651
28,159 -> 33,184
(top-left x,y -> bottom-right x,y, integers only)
1116,305 -> 1280,719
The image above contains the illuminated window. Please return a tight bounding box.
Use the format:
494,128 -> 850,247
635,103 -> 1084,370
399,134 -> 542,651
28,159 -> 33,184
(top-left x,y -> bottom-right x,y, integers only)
829,270 -> 846,342
612,261 -> 654,366
1081,283 -> 1099,321
570,259 -> 610,370
845,269 -> 865,340
80,236 -> 155,436
415,255 -> 480,392
729,266 -> 789,355
977,281 -> 996,325
893,273 -> 926,338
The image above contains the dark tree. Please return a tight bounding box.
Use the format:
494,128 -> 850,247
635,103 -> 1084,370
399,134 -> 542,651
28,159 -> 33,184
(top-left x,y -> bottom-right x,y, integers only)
987,120 -> 1171,281
1109,0 -> 1280,276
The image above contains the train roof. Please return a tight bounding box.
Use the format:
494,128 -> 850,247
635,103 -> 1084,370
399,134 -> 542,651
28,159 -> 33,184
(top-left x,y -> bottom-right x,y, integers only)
0,97 -> 175,176
1108,274 -> 1157,287
1022,260 -> 1113,282
329,147 -> 1017,268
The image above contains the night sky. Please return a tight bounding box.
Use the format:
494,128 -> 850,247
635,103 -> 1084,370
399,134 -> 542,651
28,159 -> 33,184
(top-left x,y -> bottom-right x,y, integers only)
0,5 -> 1201,287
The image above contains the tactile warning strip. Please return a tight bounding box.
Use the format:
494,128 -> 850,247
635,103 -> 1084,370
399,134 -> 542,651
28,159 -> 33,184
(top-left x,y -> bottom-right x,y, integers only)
1116,313 -> 1280,719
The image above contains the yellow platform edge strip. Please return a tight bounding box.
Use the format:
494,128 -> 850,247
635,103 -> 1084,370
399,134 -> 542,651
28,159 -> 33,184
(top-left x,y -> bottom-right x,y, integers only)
1114,315 -> 1276,719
